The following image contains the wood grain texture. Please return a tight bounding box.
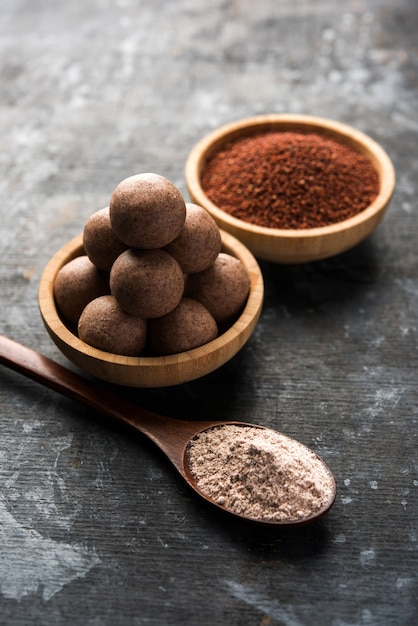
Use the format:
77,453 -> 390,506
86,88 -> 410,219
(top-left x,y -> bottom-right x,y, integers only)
0,0 -> 417,624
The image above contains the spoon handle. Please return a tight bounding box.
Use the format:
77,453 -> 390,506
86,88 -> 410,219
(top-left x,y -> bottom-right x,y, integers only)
0,334 -> 214,473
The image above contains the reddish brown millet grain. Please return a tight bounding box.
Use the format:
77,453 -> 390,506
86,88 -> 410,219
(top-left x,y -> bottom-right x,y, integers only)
201,131 -> 380,229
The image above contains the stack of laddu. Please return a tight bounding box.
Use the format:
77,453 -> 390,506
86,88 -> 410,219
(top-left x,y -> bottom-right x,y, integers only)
54,173 -> 250,357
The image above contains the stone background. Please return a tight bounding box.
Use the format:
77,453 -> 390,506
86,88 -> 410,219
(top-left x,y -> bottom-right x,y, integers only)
0,1 -> 417,624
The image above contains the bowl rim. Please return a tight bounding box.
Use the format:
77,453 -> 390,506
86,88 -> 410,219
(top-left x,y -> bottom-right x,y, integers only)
38,230 -> 264,384
185,113 -> 396,239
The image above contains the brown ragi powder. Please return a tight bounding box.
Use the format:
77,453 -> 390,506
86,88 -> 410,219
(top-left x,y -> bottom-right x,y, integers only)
201,131 -> 380,229
186,424 -> 334,522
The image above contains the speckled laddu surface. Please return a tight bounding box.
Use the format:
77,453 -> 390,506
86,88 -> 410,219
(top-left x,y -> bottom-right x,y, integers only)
0,1 -> 417,625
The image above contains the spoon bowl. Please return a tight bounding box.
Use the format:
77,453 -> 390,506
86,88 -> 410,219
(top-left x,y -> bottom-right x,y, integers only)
0,334 -> 336,527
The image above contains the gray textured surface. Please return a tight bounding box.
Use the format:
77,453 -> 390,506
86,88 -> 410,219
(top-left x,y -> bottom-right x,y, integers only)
0,0 -> 417,624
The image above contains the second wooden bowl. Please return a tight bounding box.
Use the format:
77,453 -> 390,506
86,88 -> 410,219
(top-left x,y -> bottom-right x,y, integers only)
38,230 -> 264,387
185,114 -> 396,263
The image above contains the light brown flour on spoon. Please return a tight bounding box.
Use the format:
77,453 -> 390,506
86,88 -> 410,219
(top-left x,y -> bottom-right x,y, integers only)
187,424 -> 334,522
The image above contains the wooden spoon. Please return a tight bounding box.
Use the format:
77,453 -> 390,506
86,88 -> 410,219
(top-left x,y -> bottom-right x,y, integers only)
0,335 -> 336,527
